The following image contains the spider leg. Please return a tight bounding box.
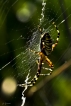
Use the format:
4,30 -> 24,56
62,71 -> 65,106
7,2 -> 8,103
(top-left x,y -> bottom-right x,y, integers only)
45,56 -> 54,75
36,59 -> 44,65
39,73 -> 51,76
28,48 -> 39,54
52,22 -> 60,51
29,49 -> 42,64
42,67 -> 53,72
29,49 -> 43,64
39,67 -> 53,76
22,56 -> 43,86
36,53 -> 53,76
36,60 -> 51,76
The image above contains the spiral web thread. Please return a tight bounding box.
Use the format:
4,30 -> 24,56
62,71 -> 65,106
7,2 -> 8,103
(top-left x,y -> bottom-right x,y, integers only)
0,0 -> 71,106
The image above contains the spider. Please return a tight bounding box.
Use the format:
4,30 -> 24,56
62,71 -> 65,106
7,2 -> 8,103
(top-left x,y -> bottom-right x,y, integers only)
20,22 -> 60,87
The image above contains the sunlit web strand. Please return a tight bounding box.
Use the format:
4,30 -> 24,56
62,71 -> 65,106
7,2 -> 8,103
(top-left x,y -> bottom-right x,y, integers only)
21,72 -> 30,106
39,0 -> 46,25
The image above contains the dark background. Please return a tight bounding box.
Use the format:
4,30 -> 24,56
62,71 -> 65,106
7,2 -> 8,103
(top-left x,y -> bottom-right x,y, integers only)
0,0 -> 71,106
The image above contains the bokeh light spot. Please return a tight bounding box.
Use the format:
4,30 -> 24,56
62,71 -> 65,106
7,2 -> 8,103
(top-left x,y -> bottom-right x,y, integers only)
1,77 -> 17,95
16,2 -> 36,22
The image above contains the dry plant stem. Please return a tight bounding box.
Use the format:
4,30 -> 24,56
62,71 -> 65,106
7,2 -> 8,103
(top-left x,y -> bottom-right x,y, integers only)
27,59 -> 71,96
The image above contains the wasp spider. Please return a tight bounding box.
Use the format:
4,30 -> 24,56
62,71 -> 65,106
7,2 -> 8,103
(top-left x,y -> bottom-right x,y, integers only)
20,22 -> 60,87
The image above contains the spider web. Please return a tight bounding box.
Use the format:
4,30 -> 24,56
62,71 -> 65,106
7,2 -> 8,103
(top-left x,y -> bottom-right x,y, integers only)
0,0 -> 71,106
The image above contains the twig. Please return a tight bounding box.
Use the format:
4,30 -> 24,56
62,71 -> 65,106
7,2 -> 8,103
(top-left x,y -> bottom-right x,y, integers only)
27,59 -> 71,96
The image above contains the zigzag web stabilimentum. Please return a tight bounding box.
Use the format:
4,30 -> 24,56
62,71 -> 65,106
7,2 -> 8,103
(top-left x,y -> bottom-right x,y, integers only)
0,0 -> 71,106
18,0 -> 47,105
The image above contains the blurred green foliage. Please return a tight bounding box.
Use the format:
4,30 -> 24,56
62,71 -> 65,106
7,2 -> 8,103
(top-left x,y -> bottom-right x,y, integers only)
0,0 -> 71,106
